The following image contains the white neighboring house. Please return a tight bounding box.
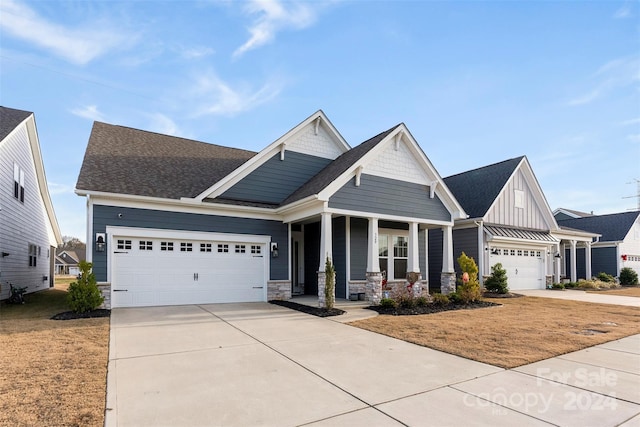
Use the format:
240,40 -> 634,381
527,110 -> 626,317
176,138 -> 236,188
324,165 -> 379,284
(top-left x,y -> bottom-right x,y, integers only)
0,106 -> 62,299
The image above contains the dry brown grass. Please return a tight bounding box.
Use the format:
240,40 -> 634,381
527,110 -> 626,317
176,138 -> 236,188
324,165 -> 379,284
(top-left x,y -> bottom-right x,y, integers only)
586,287 -> 640,297
349,296 -> 640,369
0,280 -> 109,427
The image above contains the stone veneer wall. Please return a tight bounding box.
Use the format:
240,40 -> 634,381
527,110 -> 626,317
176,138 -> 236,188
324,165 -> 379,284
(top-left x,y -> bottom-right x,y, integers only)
348,281 -> 366,295
440,272 -> 456,295
267,280 -> 291,301
317,271 -> 326,308
365,272 -> 383,305
546,275 -> 553,288
97,283 -> 111,309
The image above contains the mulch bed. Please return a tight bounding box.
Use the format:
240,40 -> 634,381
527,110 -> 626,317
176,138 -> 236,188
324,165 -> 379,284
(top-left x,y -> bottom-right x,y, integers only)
368,300 -> 499,316
482,292 -> 524,298
51,309 -> 111,320
269,300 -> 345,317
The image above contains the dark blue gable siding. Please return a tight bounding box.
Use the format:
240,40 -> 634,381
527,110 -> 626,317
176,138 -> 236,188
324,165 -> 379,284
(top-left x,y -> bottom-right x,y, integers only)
92,205 -> 288,282
220,151 -> 332,204
328,174 -> 451,222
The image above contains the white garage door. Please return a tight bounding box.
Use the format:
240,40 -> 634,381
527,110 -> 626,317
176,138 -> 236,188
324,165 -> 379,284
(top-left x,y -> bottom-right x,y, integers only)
489,247 -> 545,290
111,236 -> 267,308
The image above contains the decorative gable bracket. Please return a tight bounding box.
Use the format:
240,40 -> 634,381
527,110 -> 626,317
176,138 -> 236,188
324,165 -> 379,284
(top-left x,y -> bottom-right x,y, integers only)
314,117 -> 321,135
429,180 -> 438,199
280,143 -> 286,161
355,166 -> 364,187
395,131 -> 403,151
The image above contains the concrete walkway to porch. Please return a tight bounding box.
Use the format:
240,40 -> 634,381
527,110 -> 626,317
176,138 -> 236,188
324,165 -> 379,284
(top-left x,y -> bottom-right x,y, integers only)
290,295 -> 380,323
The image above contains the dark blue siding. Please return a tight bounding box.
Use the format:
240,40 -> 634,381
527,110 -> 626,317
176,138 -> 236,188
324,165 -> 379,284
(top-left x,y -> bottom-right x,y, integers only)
419,230 -> 426,276
592,246 -> 618,277
92,205 -> 288,282
350,217 -> 368,280
453,228 -> 479,278
304,222 -> 320,295
329,174 -> 452,222
428,228 -> 443,292
577,248 -> 586,279
332,216 -> 346,299
220,152 -> 332,204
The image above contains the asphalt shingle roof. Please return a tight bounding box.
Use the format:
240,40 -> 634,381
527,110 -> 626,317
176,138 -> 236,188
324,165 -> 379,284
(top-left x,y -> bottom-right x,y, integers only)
76,122 -> 257,199
443,156 -> 524,218
0,106 -> 32,141
280,125 -> 401,206
557,211 -> 640,242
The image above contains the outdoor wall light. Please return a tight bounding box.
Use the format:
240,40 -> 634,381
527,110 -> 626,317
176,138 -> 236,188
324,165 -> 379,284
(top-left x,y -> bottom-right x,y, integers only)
96,233 -> 106,252
1,252 -> 9,257
490,248 -> 499,255
271,242 -> 279,258
554,252 -> 561,258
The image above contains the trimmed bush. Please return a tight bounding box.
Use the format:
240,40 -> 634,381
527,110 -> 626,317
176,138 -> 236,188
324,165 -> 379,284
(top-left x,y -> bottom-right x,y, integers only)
324,256 -> 336,309
431,293 -> 450,305
551,283 -> 565,290
596,272 -> 615,283
456,252 -> 482,303
484,263 -> 509,294
67,261 -> 104,313
619,267 -> 639,286
379,298 -> 397,308
415,296 -> 429,307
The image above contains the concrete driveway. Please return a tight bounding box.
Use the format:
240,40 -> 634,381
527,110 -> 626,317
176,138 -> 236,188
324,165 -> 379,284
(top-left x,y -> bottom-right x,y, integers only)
106,303 -> 640,427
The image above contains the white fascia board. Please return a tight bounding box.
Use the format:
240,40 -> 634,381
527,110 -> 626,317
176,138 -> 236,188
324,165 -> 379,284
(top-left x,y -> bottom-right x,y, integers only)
326,207 -> 454,228
25,115 -> 63,246
192,110 -> 351,202
280,201 -> 326,224
552,229 -> 600,241
81,190 -> 281,221
482,158 -> 523,224
486,235 -> 560,245
275,194 -> 319,215
105,226 -> 272,244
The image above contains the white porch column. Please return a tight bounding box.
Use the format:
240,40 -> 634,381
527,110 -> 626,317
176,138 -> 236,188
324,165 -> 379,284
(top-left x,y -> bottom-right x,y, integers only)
319,212 -> 333,270
585,241 -> 592,279
366,217 -> 379,272
570,240 -> 577,282
442,225 -> 454,273
408,222 -> 420,273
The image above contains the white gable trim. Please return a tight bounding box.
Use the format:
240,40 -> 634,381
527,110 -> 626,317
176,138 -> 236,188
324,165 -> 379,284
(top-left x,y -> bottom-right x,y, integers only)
316,124 -> 466,220
482,157 -> 559,231
190,110 -> 350,202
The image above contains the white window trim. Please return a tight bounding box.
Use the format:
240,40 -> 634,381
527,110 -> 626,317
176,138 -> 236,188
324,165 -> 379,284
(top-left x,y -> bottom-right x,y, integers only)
378,228 -> 409,280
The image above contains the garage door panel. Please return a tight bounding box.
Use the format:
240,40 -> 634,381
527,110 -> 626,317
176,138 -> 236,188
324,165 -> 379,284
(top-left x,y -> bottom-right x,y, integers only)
111,236 -> 267,308
489,247 -> 545,290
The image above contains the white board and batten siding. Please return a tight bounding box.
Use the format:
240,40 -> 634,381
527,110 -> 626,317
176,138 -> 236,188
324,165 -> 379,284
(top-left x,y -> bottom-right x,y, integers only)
0,122 -> 54,299
485,168 -> 549,230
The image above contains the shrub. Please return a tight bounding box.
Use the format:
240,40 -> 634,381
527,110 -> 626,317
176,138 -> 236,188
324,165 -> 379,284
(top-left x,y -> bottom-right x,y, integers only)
431,293 -> 450,305
596,272 -> 615,283
379,298 -> 397,308
620,267 -> 639,286
398,295 -> 416,308
67,261 -> 104,313
456,252 -> 482,303
324,256 -> 335,309
576,279 -> 620,290
551,283 -> 565,290
484,263 -> 509,294
448,292 -> 462,304
564,281 -> 577,289
415,296 -> 429,307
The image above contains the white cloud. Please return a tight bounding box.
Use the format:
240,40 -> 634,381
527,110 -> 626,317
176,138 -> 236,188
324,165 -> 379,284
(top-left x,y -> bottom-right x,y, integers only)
627,134 -> 640,143
70,105 -> 106,122
48,182 -> 74,195
147,113 -> 181,136
566,55 -> 640,106
0,0 -> 136,65
178,46 -> 215,60
619,118 -> 640,126
614,1 -> 632,18
191,70 -> 283,116
233,0 -> 318,58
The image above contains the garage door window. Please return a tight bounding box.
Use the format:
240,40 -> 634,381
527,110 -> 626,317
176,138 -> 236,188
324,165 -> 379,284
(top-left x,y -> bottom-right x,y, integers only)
200,243 -> 212,252
217,244 -> 229,253
161,242 -> 174,251
251,245 -> 261,254
139,241 -> 153,250
180,242 -> 193,252
235,244 -> 246,254
117,240 -> 132,250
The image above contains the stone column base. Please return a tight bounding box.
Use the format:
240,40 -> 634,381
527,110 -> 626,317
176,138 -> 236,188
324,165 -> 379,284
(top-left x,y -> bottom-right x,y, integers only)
440,272 -> 456,295
97,282 -> 111,309
545,275 -> 553,288
268,280 -> 291,300
317,271 -> 326,308
366,272 -> 383,305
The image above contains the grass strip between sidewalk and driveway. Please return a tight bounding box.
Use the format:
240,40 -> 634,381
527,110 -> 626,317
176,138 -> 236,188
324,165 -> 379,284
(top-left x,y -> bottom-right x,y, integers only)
0,279 -> 109,427
349,296 -> 640,369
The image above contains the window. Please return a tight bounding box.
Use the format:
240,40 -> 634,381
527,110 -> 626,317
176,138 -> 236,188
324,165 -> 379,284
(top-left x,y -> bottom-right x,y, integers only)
536,251 -> 542,257
117,239 -> 132,250
161,241 -> 174,251
378,233 -> 409,280
235,244 -> 246,254
180,242 -> 193,252
510,249 -> 516,256
13,163 -> 24,202
378,235 -> 389,277
517,250 -> 523,256
217,244 -> 229,253
514,189 -> 524,209
251,245 -> 261,254
523,250 -> 529,257
28,244 -> 38,267
200,243 -> 212,252
139,241 -> 153,250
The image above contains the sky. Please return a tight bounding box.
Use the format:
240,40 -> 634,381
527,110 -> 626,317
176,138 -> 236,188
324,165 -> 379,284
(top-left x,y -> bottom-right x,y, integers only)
1,0 -> 638,241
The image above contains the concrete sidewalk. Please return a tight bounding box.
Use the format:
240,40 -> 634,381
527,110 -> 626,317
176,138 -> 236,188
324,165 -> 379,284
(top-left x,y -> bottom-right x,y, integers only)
518,289 -> 640,307
105,303 -> 640,426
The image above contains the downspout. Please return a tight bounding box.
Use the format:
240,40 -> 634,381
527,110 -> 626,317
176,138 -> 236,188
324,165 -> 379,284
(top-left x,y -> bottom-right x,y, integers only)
474,220 -> 484,285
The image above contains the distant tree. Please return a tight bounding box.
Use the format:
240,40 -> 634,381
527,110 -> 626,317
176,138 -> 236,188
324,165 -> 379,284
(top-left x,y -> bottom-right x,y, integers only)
60,236 -> 86,252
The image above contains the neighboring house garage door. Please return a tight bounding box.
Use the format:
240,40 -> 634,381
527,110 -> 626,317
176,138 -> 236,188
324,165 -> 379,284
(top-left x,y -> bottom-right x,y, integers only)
488,247 -> 545,290
110,232 -> 268,308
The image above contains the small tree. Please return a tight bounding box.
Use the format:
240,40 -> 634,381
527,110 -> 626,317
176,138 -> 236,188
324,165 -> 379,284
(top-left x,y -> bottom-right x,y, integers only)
456,252 -> 481,303
485,263 -> 509,294
619,267 -> 639,286
67,261 -> 104,313
324,256 -> 335,309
